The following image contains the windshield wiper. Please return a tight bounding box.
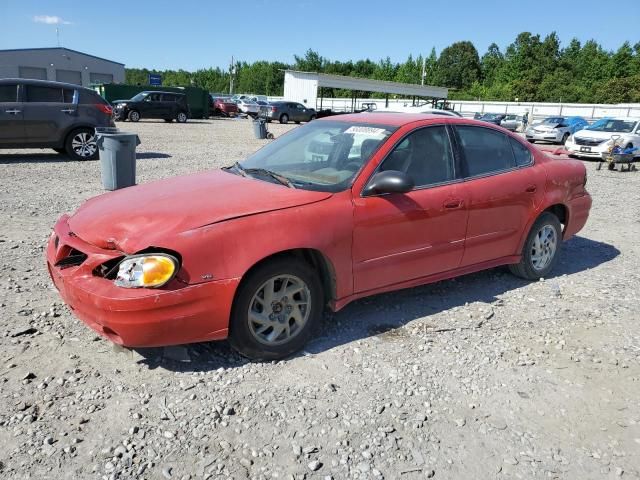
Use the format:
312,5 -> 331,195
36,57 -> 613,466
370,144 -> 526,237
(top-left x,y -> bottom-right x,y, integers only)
225,162 -> 295,188
243,168 -> 296,188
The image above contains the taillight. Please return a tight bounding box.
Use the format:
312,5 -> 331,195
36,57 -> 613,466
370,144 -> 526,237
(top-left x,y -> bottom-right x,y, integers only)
271,106 -> 277,112
95,104 -> 113,115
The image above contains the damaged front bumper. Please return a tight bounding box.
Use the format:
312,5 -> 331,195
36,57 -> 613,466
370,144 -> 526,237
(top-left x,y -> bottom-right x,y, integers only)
46,215 -> 240,347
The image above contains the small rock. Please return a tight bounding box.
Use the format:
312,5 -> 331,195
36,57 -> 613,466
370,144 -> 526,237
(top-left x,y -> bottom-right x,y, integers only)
162,466 -> 173,479
163,431 -> 175,439
308,460 -> 322,471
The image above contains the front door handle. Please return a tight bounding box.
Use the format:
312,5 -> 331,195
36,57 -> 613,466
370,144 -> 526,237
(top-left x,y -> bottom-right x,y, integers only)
61,108 -> 75,114
525,185 -> 537,193
5,109 -> 21,114
444,199 -> 463,209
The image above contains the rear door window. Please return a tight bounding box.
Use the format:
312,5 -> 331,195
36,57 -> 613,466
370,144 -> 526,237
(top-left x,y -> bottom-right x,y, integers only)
63,88 -> 75,103
25,85 -> 64,103
455,126 -> 516,177
0,84 -> 18,102
161,94 -> 176,102
510,138 -> 533,167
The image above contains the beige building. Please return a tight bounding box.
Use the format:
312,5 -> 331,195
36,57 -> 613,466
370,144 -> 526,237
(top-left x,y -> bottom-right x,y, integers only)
0,47 -> 125,86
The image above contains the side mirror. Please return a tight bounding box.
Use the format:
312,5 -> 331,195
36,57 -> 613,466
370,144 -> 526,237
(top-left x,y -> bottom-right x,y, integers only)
363,170 -> 414,196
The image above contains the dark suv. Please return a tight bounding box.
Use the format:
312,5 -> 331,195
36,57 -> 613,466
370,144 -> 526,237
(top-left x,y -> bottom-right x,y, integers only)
112,91 -> 190,123
0,78 -> 114,160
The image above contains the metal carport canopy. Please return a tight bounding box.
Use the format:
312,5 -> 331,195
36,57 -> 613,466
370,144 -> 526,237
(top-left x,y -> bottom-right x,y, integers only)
286,70 -> 448,98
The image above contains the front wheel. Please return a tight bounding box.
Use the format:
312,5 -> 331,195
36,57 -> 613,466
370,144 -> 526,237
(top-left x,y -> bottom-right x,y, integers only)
176,112 -> 188,123
509,212 -> 561,280
229,258 -> 323,361
528,139 -> 536,143
309,115 -> 316,121
561,133 -> 569,145
65,128 -> 98,161
128,110 -> 140,122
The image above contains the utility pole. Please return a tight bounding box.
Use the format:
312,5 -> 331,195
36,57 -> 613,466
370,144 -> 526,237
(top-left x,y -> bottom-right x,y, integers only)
229,56 -> 235,95
56,27 -> 60,47
421,55 -> 426,86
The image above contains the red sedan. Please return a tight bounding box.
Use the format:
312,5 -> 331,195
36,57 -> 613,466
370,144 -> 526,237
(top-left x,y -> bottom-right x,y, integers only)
46,114 -> 591,360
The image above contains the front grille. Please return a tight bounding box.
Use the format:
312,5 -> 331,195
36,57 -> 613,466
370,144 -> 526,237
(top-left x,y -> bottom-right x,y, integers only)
575,138 -> 605,146
55,247 -> 87,269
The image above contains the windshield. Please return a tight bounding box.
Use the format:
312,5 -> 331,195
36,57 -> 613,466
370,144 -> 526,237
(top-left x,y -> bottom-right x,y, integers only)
130,92 -> 148,102
586,119 -> 637,133
542,117 -> 564,124
238,121 -> 396,192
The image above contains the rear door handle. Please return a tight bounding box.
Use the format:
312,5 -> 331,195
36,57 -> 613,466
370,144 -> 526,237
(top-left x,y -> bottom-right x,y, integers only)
5,109 -> 21,114
444,199 -> 463,209
525,185 -> 537,193
61,108 -> 75,114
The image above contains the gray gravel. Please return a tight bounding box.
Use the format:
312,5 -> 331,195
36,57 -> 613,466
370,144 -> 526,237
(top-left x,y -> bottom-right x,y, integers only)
0,117 -> 639,479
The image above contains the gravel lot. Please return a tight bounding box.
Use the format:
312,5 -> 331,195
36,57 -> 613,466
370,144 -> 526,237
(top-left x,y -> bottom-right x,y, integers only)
1,117 -> 639,480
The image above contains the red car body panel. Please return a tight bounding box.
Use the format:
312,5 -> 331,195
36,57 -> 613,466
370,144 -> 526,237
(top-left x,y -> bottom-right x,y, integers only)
46,114 -> 592,347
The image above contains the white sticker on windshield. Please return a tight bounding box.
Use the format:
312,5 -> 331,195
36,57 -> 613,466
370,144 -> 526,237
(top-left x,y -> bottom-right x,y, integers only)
344,126 -> 387,136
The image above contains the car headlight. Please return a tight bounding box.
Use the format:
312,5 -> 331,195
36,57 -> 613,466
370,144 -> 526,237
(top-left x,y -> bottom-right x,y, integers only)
114,254 -> 178,288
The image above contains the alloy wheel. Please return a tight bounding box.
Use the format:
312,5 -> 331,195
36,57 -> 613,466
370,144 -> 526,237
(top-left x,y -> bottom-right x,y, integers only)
530,225 -> 557,271
247,274 -> 311,346
71,132 -> 97,158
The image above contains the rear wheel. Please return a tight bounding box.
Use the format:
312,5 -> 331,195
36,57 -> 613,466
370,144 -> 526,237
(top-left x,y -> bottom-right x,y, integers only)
279,114 -> 289,124
229,258 -> 323,360
65,128 -> 98,161
164,119 -> 173,123
528,139 -> 536,143
509,212 -> 561,280
128,110 -> 140,122
561,133 -> 569,145
309,115 -> 316,121
176,111 -> 188,123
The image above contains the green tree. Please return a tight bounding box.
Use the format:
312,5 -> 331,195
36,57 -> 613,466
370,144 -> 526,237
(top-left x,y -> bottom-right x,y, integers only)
436,41 -> 481,90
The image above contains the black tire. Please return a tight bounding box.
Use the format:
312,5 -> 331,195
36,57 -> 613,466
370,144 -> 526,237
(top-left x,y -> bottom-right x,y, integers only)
53,148 -> 66,155
279,114 -> 289,124
309,115 -> 316,121
561,133 -> 569,145
128,110 -> 140,122
509,212 -> 562,280
228,258 -> 323,361
65,128 -> 98,161
176,111 -> 188,123
164,119 -> 173,123
528,139 -> 536,143
295,121 -> 301,124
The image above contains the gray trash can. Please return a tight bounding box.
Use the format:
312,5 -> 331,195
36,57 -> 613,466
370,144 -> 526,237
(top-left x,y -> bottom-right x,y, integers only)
96,132 -> 141,191
252,118 -> 267,139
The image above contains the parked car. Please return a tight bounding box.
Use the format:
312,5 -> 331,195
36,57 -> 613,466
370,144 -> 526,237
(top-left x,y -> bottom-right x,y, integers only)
46,114 -> 591,360
266,101 -> 317,123
235,99 -> 260,117
0,78 -> 114,161
565,117 -> 640,159
526,116 -> 589,144
500,114 -> 523,131
112,91 -> 190,123
473,112 -> 483,119
209,95 -> 238,117
477,113 -> 506,125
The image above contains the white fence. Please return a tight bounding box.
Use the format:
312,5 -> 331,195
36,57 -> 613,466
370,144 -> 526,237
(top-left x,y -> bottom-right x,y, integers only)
265,96 -> 640,120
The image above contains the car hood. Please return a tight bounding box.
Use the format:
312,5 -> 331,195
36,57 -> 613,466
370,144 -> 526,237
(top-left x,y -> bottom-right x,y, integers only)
68,169 -> 332,253
574,129 -> 625,140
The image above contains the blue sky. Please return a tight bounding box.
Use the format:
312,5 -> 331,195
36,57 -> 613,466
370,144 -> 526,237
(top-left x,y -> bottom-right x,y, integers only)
1,0 -> 638,71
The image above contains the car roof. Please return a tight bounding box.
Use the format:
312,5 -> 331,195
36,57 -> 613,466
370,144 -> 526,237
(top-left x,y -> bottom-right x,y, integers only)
0,77 -> 94,91
318,112 -> 492,127
140,90 -> 185,95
